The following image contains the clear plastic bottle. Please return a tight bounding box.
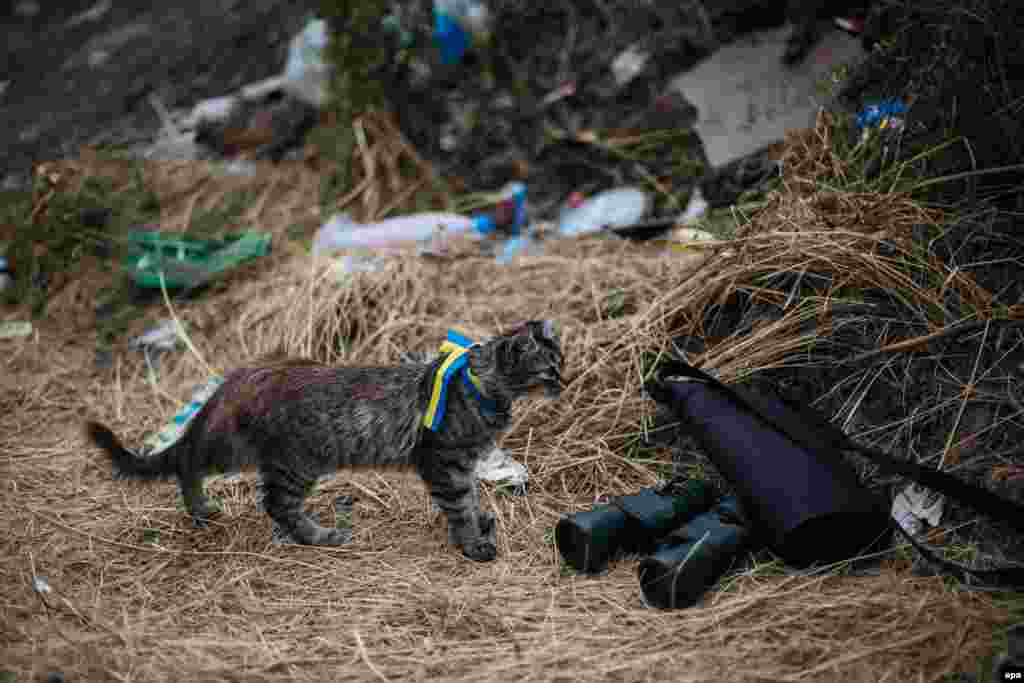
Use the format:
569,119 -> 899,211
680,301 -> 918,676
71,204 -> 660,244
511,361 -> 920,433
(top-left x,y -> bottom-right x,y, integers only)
313,182 -> 525,256
313,212 -> 496,255
557,187 -> 650,237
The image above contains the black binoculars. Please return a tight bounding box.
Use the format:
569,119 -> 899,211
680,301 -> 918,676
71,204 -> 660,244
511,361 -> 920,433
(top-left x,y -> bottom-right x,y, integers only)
555,479 -> 718,574
556,480 -> 752,609
638,496 -> 750,609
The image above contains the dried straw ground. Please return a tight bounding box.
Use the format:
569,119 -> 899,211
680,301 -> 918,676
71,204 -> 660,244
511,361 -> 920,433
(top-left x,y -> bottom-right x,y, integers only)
2,119 -> 1018,682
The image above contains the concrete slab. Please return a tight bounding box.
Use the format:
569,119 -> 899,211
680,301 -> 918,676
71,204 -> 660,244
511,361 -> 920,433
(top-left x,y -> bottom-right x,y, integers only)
670,25 -> 865,169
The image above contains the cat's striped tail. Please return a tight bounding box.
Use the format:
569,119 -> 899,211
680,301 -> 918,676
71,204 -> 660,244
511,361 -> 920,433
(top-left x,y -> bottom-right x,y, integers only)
85,421 -> 179,480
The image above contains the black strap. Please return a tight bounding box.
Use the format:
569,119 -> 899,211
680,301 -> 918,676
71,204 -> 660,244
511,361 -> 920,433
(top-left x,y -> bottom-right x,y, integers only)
648,358 -> 1024,586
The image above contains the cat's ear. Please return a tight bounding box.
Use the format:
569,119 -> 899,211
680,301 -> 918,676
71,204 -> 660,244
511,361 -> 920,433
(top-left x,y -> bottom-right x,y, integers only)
500,321 -> 529,338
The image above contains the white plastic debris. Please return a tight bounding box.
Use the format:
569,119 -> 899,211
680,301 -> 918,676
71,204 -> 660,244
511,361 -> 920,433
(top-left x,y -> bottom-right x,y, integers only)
65,0 -> 111,28
142,377 -> 225,455
130,318 -> 182,353
679,187 -> 709,224
611,45 -> 650,87
0,321 -> 33,339
475,446 -> 529,494
241,76 -> 287,102
557,187 -> 650,237
183,95 -> 240,130
327,253 -> 388,282
32,575 -> 51,594
670,24 -> 865,168
891,483 -> 945,536
282,19 -> 330,108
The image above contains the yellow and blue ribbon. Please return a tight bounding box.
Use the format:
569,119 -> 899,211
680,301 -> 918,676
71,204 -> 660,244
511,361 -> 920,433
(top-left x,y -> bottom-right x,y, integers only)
423,329 -> 497,431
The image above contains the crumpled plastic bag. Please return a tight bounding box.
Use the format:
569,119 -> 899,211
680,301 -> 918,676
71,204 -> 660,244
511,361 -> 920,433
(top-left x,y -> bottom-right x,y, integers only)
283,18 -> 329,108
475,445 -> 528,495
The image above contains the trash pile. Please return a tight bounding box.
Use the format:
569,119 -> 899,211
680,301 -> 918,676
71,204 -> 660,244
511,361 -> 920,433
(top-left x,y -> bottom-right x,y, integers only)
835,0 -> 1024,208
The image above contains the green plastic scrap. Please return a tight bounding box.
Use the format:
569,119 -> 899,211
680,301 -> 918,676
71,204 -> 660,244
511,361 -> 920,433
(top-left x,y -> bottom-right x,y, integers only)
124,231 -> 272,289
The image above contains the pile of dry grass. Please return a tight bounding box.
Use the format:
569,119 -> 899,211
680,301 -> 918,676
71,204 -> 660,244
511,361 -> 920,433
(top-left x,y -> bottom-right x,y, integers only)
3,113 -> 1021,682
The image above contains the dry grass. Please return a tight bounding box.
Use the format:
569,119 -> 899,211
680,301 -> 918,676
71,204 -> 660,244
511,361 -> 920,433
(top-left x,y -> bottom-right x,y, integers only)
2,114 -> 1019,682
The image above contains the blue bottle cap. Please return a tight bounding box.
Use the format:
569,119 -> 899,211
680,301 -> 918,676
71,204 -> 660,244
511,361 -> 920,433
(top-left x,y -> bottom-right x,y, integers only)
472,215 -> 496,235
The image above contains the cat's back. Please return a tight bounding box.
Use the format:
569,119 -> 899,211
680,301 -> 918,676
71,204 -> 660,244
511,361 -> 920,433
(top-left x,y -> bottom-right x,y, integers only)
200,357 -> 433,433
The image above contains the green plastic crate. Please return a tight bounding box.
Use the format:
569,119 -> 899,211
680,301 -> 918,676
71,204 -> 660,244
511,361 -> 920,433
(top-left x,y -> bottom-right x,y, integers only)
124,230 -> 272,289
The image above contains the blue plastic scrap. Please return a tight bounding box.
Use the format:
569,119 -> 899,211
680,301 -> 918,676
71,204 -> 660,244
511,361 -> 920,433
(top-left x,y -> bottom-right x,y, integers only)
434,9 -> 470,65
856,99 -> 908,131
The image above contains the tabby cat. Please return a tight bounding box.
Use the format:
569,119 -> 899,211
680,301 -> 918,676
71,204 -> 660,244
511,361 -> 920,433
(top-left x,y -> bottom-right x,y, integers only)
85,320 -> 564,561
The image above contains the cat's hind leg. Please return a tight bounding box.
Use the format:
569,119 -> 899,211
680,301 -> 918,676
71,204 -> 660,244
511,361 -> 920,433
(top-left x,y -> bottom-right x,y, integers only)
178,473 -> 220,527
259,464 -> 350,546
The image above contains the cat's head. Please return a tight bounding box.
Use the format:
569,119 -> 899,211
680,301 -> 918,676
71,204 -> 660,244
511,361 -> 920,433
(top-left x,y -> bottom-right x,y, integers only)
474,320 -> 565,400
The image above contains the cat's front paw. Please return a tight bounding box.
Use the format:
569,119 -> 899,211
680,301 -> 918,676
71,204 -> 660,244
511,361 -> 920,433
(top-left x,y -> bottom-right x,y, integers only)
462,537 -> 497,562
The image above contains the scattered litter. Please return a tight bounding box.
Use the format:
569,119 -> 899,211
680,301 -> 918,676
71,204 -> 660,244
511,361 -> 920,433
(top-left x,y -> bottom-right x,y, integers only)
856,98 -> 908,132
0,256 -> 12,292
557,187 -> 650,237
495,233 -> 541,264
0,321 -> 33,339
31,575 -> 51,595
142,376 -> 225,455
65,0 -> 111,29
130,318 -> 182,353
282,18 -> 330,108
314,182 -> 526,258
611,45 -> 650,88
474,446 -> 528,495
679,187 -> 709,224
185,95 -> 241,130
193,94 -> 318,162
125,231 -> 272,290
313,211 -> 492,255
891,483 -> 945,536
671,24 -> 864,168
433,0 -> 492,66
834,15 -> 866,36
656,226 -> 720,254
216,160 -> 259,177
241,76 -> 287,102
326,253 -> 388,282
